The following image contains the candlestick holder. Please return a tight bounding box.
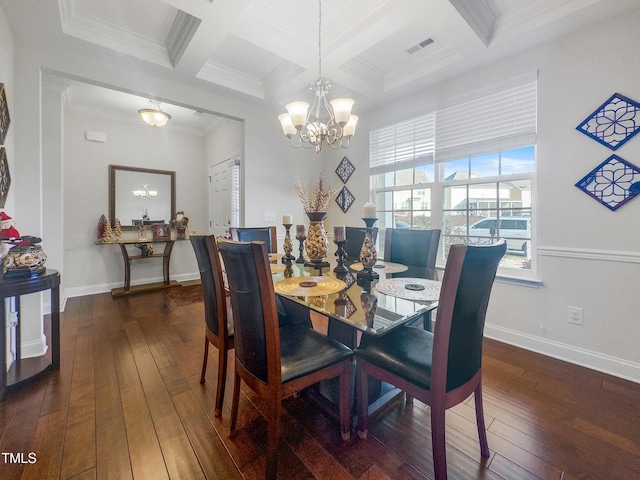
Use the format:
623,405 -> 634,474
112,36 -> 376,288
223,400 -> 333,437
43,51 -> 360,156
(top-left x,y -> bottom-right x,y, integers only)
295,234 -> 307,263
333,239 -> 349,274
357,217 -> 379,282
282,223 -> 295,263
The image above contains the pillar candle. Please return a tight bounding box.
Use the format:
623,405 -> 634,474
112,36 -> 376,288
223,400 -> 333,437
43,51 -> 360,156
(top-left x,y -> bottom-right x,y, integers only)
363,203 -> 377,218
296,224 -> 305,237
334,225 -> 346,242
283,213 -> 293,224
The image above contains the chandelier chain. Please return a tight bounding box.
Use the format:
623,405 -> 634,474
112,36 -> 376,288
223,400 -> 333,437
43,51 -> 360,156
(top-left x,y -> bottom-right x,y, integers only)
277,0 -> 357,152
318,0 -> 322,78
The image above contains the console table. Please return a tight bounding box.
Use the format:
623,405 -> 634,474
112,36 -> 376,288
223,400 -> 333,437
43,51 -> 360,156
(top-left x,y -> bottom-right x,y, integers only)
0,269 -> 60,401
97,239 -> 181,297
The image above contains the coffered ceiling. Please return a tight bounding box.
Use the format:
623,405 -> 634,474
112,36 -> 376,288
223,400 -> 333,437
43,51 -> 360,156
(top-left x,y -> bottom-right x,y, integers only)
3,0 -> 638,132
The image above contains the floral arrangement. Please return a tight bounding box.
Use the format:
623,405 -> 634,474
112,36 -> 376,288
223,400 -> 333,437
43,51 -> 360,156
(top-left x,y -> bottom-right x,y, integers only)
295,172 -> 338,213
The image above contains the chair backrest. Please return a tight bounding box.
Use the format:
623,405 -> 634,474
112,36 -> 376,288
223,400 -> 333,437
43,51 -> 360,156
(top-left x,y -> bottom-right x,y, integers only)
431,240 -> 506,393
217,239 -> 281,386
189,235 -> 228,340
383,228 -> 441,279
344,226 -> 378,264
229,226 -> 278,253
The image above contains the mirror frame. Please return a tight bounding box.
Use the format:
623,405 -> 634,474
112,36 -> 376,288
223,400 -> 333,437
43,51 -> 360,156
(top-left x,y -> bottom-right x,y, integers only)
109,164 -> 176,231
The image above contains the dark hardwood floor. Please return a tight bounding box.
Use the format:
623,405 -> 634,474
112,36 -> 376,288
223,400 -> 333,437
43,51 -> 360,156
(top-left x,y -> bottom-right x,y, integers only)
1,287 -> 640,479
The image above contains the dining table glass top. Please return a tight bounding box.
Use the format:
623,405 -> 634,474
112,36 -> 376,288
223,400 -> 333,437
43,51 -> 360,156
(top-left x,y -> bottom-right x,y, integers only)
271,260 -> 439,336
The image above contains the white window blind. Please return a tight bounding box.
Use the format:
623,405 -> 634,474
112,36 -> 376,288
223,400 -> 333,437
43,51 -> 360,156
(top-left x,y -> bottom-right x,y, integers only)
435,79 -> 537,161
370,75 -> 537,169
370,113 -> 435,175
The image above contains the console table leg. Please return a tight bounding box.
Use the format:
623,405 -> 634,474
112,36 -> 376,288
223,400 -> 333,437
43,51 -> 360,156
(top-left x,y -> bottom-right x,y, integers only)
119,243 -> 132,292
51,285 -> 60,370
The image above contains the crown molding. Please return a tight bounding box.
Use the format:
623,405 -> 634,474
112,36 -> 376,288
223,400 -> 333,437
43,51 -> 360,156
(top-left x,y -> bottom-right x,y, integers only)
384,43 -> 461,92
58,0 -> 173,69
196,61 -> 264,99
494,0 -> 599,41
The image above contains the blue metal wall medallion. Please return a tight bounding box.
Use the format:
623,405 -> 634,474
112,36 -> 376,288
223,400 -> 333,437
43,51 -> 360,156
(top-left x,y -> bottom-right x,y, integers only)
576,93 -> 640,150
575,154 -> 640,211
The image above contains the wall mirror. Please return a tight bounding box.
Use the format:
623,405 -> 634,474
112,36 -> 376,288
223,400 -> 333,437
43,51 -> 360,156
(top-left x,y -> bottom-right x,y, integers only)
109,164 -> 176,230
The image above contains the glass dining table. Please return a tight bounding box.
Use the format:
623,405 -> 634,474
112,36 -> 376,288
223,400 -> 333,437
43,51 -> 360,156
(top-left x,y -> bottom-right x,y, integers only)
270,256 -> 441,421
270,258 -> 440,347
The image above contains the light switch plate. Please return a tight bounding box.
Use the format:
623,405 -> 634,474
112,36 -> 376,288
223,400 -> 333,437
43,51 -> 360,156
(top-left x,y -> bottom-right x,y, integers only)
264,211 -> 276,222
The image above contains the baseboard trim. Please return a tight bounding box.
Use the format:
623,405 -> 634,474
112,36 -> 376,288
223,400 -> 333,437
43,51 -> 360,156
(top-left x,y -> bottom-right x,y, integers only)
65,273 -> 201,298
21,334 -> 48,359
485,324 -> 640,384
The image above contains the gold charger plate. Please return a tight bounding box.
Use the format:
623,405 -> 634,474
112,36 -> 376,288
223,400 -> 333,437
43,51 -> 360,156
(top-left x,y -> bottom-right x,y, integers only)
350,261 -> 408,274
274,276 -> 346,296
270,264 -> 286,274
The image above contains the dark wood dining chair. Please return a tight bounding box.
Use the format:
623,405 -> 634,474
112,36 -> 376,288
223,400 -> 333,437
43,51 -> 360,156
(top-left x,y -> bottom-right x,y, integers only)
356,240 -> 506,480
384,228 -> 441,279
344,226 -> 378,265
189,235 -> 234,417
229,226 -> 278,253
217,238 -> 353,480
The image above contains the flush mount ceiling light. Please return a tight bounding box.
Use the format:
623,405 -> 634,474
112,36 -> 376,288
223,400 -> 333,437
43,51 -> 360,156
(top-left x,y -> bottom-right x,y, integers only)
278,0 -> 358,153
138,100 -> 171,127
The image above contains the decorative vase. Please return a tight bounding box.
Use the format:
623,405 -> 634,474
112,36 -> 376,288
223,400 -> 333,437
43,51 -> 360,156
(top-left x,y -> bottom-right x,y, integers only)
3,245 -> 47,275
304,211 -> 330,269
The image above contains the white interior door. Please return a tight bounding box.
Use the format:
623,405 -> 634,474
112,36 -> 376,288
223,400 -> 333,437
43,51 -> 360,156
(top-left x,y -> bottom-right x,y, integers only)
208,156 -> 238,236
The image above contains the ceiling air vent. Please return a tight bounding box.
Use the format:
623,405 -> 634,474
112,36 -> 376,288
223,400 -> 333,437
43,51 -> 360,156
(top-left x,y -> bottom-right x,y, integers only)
406,37 -> 434,54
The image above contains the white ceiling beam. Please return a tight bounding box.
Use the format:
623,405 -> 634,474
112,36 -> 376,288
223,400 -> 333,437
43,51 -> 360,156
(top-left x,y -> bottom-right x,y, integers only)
164,0 -> 254,76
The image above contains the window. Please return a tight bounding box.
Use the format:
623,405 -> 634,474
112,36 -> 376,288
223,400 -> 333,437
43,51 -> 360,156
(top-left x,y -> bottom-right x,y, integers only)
370,75 -> 537,272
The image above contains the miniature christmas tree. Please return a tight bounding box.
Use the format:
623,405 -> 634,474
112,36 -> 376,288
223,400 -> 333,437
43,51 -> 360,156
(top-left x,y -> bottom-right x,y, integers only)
97,214 -> 107,240
102,218 -> 113,242
114,218 -> 122,239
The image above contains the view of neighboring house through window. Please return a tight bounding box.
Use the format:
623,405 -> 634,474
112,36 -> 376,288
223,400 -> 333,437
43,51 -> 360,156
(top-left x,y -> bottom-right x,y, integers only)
370,74 -> 537,272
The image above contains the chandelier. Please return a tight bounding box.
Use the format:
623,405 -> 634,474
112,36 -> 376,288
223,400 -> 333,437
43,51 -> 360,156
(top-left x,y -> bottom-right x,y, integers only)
278,0 -> 358,153
132,183 -> 157,200
138,100 -> 171,127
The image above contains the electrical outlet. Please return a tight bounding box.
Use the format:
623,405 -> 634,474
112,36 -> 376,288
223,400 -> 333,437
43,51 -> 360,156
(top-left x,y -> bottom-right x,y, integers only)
264,211 -> 276,222
568,306 -> 583,325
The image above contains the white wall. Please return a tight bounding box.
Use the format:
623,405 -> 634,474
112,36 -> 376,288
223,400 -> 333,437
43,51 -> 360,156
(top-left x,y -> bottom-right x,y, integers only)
62,109 -> 208,296
345,8 -> 640,381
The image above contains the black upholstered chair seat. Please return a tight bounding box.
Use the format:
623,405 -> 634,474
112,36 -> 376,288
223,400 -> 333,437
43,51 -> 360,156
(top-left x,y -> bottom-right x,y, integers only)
357,326 -> 434,390
280,324 -> 353,384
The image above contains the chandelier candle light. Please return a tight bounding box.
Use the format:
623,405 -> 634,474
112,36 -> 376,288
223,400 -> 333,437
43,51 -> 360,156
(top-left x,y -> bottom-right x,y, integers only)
132,183 -> 158,221
278,0 -> 358,153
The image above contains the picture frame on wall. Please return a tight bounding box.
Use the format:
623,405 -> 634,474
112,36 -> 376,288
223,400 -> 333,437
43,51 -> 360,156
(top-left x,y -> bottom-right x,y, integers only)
0,147 -> 11,208
0,83 -> 11,145
153,223 -> 171,241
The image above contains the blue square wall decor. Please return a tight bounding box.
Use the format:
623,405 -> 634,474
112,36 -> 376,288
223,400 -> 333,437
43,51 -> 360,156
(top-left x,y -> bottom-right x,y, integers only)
575,155 -> 640,211
576,93 -> 640,151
